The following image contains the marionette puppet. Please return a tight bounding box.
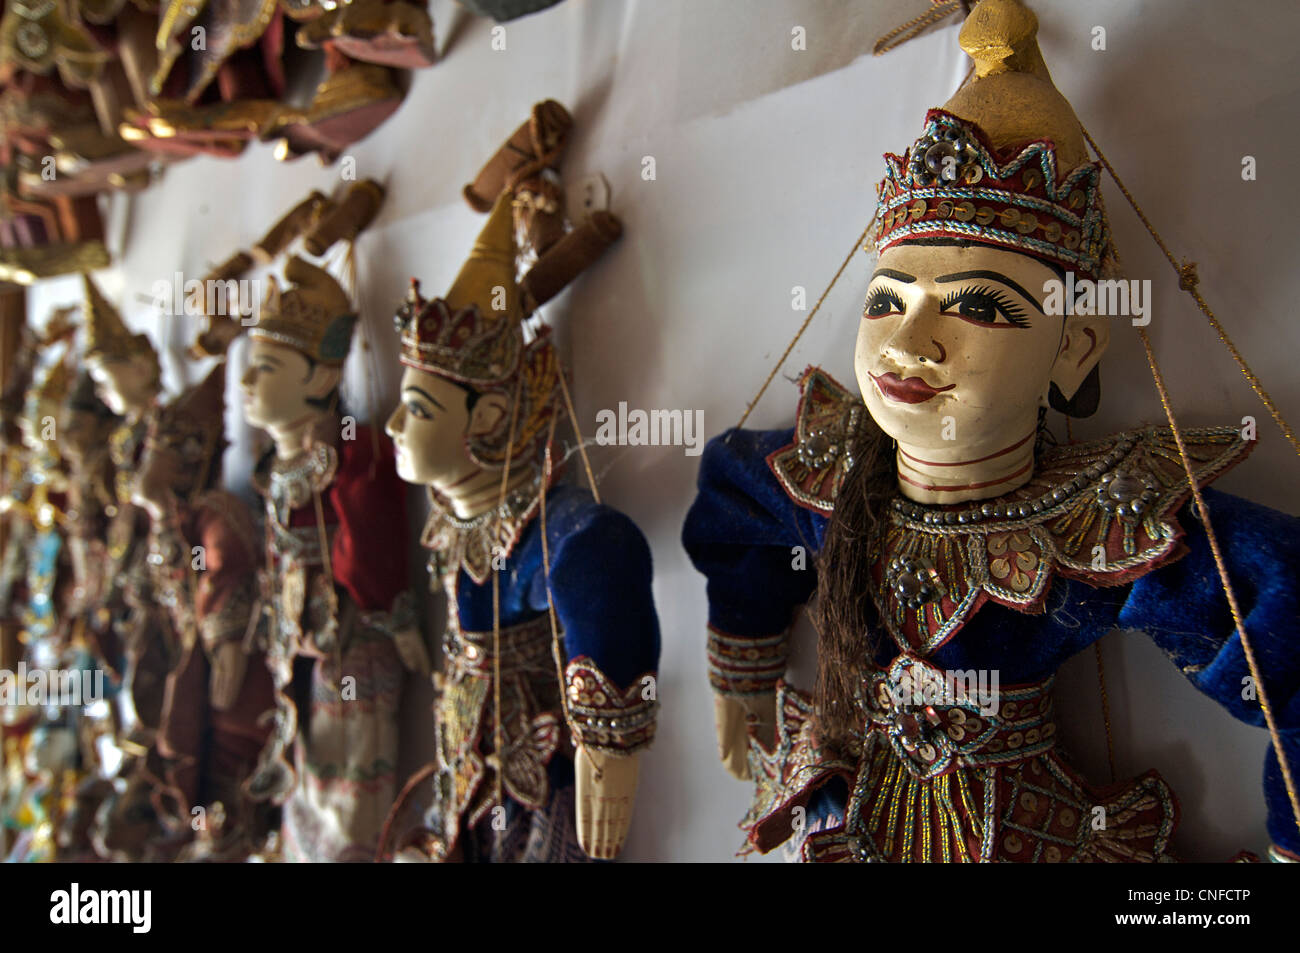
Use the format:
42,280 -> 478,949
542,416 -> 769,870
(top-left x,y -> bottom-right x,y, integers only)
59,371 -> 124,678
383,162 -> 657,862
682,0 -> 1300,863
78,278 -> 202,860
80,278 -> 179,747
238,254 -> 420,863
130,364 -> 279,861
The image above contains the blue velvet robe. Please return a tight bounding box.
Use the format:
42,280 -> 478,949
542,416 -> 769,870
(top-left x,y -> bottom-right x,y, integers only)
428,482 -> 661,862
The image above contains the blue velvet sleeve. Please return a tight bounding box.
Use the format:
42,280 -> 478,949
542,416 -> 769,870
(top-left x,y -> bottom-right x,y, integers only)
526,486 -> 661,691
681,427 -> 824,639
1119,486 -> 1300,854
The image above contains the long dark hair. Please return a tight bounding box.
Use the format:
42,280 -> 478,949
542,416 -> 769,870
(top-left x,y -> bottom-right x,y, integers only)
811,238 -> 1083,753
811,416 -> 895,754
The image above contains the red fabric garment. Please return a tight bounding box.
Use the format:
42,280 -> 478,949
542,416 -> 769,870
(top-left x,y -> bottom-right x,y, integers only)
327,425 -> 409,613
156,490 -> 275,815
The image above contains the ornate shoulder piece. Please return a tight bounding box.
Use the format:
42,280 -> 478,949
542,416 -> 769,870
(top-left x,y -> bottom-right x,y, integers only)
420,474 -> 542,587
564,658 -> 657,757
877,424 -> 1254,654
1037,424 -> 1252,581
741,681 -> 854,855
766,366 -> 864,513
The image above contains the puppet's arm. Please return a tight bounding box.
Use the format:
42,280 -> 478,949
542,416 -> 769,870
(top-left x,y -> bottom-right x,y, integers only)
534,493 -> 660,859
682,427 -> 822,779
1121,487 -> 1300,858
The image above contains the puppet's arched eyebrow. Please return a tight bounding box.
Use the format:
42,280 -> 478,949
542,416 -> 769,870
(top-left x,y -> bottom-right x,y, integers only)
936,270 -> 1046,313
871,268 -> 916,284
404,385 -> 446,411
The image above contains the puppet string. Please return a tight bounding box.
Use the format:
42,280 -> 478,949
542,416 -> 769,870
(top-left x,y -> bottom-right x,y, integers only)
554,360 -> 600,504
734,209 -> 878,433
873,0 -> 963,56
1083,126 -> 1300,459
1135,324 -> 1300,838
538,408 -> 579,744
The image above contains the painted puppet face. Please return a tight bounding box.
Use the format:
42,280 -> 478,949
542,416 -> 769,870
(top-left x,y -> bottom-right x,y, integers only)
854,243 -> 1108,454
239,339 -> 338,431
384,365 -> 480,489
385,364 -> 516,493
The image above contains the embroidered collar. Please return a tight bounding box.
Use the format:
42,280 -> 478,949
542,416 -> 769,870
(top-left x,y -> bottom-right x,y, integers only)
251,419 -> 340,526
421,467 -> 548,587
768,366 -> 1255,654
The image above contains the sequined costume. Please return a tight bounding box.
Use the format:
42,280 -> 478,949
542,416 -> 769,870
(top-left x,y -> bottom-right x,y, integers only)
250,420 -> 409,863
683,0 -> 1300,862
418,477 -> 660,862
391,137 -> 656,861
136,368 -> 278,861
683,363 -> 1300,862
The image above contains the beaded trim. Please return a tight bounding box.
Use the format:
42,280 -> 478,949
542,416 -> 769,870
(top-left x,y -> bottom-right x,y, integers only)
874,424 -> 1252,654
863,654 -> 1055,781
427,613 -> 563,856
395,293 -> 522,387
766,367 -> 862,513
421,469 -> 546,586
874,110 -> 1110,279
564,658 -> 657,757
768,365 -> 1254,655
199,588 -> 254,651
707,626 -> 789,697
743,681 -> 1178,864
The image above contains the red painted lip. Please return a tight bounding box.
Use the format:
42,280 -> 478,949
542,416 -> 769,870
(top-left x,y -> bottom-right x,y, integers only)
870,372 -> 955,404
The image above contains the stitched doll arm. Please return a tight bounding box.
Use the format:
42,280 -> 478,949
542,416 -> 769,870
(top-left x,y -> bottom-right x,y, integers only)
531,497 -> 661,757
1120,487 -> 1300,855
682,427 -> 822,697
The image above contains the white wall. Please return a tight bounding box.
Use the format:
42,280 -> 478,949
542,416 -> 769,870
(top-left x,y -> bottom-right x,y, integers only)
27,0 -> 1300,861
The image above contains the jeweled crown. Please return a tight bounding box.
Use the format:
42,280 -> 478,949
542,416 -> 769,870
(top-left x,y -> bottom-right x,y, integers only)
873,0 -> 1112,279
248,257 -> 357,366
394,191 -> 562,469
83,275 -> 157,364
394,192 -> 525,386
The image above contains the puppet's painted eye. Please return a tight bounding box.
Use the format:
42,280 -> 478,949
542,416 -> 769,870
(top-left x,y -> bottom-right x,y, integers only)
864,288 -> 906,318
938,286 -> 1029,328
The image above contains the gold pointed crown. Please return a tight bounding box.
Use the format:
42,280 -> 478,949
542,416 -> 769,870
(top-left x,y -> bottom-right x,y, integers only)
394,191 -> 562,468
83,275 -> 157,364
395,192 -> 525,385
874,0 -> 1112,278
248,257 -> 357,366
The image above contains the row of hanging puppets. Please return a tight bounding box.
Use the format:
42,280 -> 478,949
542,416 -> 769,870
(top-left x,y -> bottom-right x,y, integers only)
0,96 -> 655,863
0,0 -> 573,284
2,0 -> 1299,866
